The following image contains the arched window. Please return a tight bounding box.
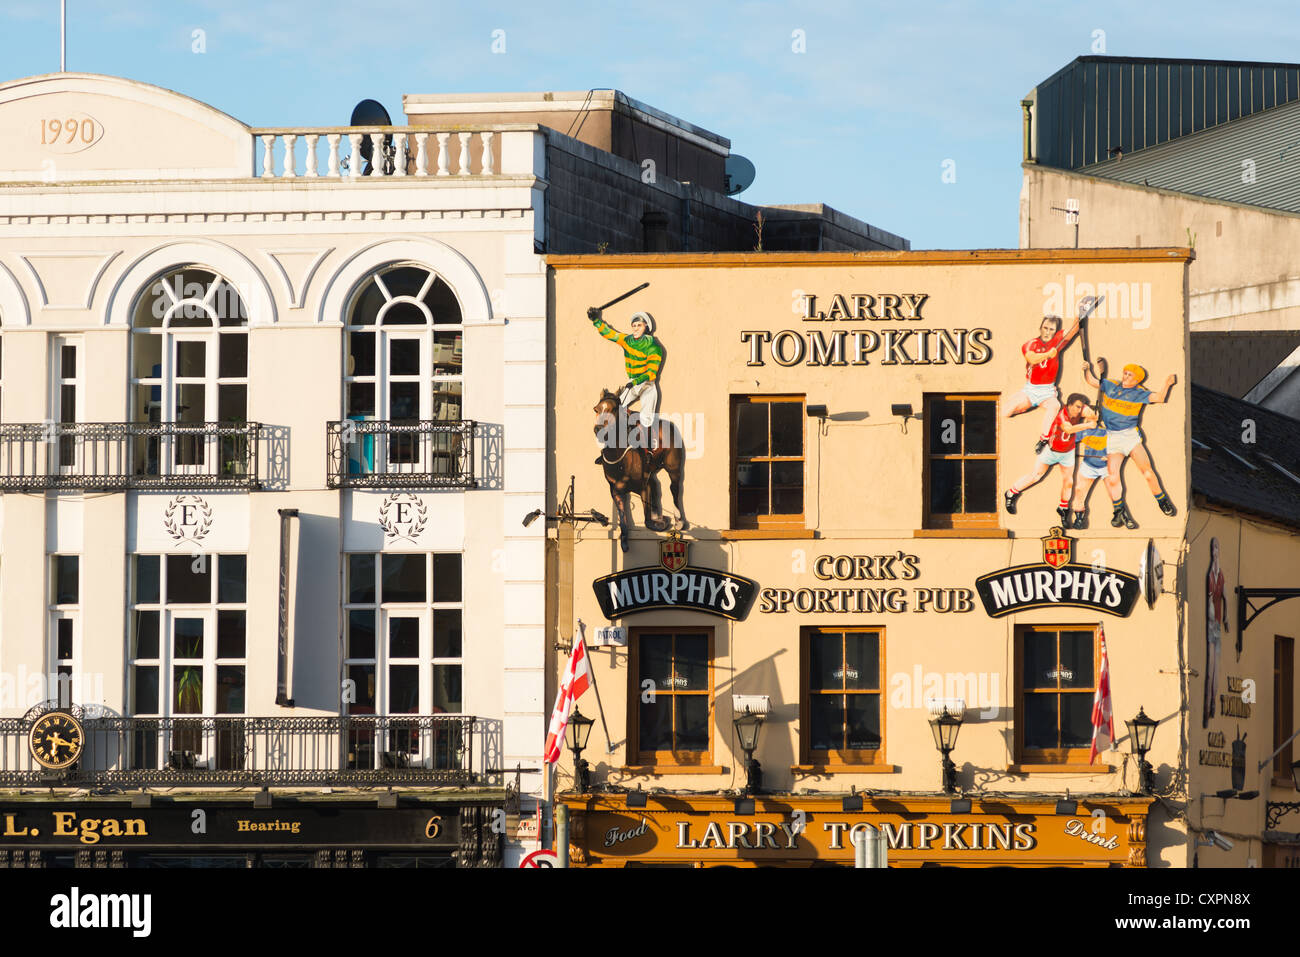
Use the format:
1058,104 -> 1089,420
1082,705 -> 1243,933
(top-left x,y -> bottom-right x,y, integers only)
344,264 -> 463,470
130,268 -> 249,473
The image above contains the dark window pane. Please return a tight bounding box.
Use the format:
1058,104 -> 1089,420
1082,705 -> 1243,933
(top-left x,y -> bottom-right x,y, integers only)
61,344 -> 77,378
389,618 -> 420,658
426,277 -> 462,325
133,611 -> 159,659
434,610 -> 461,658
736,461 -> 769,516
349,331 -> 375,376
218,333 -> 247,378
218,555 -> 246,604
59,384 -> 76,423
349,281 -> 384,326
54,555 -> 79,605
173,618 -> 204,659
964,459 -> 997,513
347,382 -> 375,417
217,611 -> 245,658
928,399 -> 962,454
674,696 -> 709,751
432,664 -> 461,713
56,619 -> 73,660
136,556 -> 160,604
382,554 -> 426,603
348,664 -> 376,712
1061,694 -> 1093,747
770,461 -> 803,514
811,634 -> 843,691
389,382 -> 420,420
133,666 -> 159,714
810,695 -> 844,751
348,610 -> 376,660
928,459 -> 961,514
216,666 -> 244,714
1024,631 -> 1057,689
1024,694 -> 1058,749
674,634 -> 709,690
389,665 -> 419,713
770,402 -> 803,456
348,554 -> 375,604
639,635 -> 672,689
844,633 -> 879,690
846,694 -> 882,750
174,667 -> 203,714
1059,631 -> 1094,688
433,554 -> 461,602
166,554 -> 211,604
380,267 -> 427,300
734,403 -> 768,458
639,699 -> 672,752
964,400 -> 997,454
382,301 -> 426,325
176,340 -> 206,378
218,384 -> 246,422
389,338 -> 420,376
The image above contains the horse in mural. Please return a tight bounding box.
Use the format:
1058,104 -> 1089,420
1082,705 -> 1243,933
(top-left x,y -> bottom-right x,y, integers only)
593,388 -> 686,551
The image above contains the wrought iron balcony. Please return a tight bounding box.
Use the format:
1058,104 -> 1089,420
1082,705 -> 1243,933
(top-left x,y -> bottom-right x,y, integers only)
0,421 -> 262,492
0,714 -> 478,788
326,419 -> 477,489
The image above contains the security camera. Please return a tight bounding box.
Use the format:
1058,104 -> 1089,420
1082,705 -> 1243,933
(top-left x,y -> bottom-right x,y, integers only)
1208,831 -> 1234,852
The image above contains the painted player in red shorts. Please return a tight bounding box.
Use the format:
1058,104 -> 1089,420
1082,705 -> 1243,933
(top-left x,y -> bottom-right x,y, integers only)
1004,394 -> 1097,526
1006,299 -> 1089,453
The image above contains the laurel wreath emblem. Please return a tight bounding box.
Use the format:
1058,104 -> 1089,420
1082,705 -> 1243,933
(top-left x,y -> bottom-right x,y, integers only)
164,495 -> 214,545
378,493 -> 428,542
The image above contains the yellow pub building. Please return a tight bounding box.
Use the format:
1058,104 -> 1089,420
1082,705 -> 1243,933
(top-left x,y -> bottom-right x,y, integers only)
544,248 -> 1300,868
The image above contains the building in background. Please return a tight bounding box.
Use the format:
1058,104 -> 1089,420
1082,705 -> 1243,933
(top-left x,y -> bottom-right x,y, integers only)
1020,56 -> 1300,417
0,71 -> 902,868
547,247 -> 1226,867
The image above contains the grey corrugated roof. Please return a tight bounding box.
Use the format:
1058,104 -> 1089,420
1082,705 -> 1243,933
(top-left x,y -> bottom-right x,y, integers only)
1080,96 -> 1300,213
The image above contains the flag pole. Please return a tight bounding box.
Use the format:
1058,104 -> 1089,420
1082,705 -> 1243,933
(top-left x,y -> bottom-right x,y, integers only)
576,619 -> 615,752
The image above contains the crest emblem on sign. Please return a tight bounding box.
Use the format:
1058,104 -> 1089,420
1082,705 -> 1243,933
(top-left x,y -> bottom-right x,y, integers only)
660,531 -> 688,573
1042,526 -> 1073,569
378,493 -> 428,543
163,495 -> 213,545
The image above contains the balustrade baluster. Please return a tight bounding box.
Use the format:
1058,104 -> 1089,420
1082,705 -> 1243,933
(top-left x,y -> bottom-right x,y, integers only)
457,132 -> 471,175
347,133 -> 363,179
260,134 -> 275,177
414,132 -> 429,175
303,133 -> 319,177
436,132 -> 450,176
325,133 -> 341,177
282,134 -> 298,178
482,130 -> 495,174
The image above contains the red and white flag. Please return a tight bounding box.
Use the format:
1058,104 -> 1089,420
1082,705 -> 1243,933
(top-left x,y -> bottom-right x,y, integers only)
1090,623 -> 1114,764
544,634 -> 592,764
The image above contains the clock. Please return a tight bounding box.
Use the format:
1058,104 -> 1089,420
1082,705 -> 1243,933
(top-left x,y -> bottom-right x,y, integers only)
28,710 -> 84,771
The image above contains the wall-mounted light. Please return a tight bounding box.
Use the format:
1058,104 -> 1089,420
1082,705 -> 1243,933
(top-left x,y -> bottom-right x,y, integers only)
891,403 -> 915,433
806,404 -> 828,418
566,707 -> 595,793
1126,706 -> 1158,795
627,785 -> 648,809
928,704 -> 964,795
734,707 -> 766,796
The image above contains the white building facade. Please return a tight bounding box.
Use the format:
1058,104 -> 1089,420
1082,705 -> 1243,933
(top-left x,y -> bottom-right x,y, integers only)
0,73 -> 547,867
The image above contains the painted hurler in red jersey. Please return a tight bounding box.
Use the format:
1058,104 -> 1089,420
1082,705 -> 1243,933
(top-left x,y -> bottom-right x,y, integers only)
1006,301 -> 1087,452
1005,394 -> 1096,525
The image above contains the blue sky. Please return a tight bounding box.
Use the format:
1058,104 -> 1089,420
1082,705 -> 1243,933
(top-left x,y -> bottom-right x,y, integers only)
5,1 -> 1300,248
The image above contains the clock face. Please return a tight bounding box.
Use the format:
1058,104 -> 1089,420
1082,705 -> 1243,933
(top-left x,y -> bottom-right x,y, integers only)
29,711 -> 84,771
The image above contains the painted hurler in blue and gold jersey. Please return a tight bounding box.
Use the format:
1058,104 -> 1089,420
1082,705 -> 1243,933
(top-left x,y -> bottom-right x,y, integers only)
1080,361 -> 1178,529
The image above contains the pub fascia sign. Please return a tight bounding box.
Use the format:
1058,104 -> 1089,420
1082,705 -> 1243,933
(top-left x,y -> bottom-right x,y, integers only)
974,528 -> 1140,618
594,532 -> 758,621
741,291 -> 994,367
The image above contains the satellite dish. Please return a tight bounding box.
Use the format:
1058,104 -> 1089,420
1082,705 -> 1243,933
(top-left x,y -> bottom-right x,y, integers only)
350,99 -> 394,175
1139,538 -> 1165,609
724,154 -> 756,195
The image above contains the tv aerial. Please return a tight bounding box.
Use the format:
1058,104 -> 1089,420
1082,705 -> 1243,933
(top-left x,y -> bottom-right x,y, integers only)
350,99 -> 396,175
724,154 -> 756,195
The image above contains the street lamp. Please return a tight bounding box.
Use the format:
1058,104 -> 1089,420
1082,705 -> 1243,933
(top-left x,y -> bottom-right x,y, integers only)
566,707 -> 595,792
1126,706 -> 1158,795
734,711 -> 765,795
928,707 -> 964,795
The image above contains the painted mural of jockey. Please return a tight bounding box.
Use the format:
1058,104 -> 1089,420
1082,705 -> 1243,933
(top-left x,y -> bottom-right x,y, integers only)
588,307 -> 664,450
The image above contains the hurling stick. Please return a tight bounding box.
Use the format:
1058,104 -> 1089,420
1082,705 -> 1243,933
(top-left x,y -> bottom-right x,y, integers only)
594,282 -> 650,312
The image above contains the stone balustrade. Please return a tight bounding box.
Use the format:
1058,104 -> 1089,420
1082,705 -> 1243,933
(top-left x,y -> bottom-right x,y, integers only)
251,127 -> 510,179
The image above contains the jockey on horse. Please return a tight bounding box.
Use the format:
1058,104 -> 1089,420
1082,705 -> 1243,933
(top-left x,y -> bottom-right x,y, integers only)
588,306 -> 663,451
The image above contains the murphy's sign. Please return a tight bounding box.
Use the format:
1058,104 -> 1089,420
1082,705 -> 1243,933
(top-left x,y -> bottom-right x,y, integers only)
974,528 -> 1140,618
594,533 -> 758,621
